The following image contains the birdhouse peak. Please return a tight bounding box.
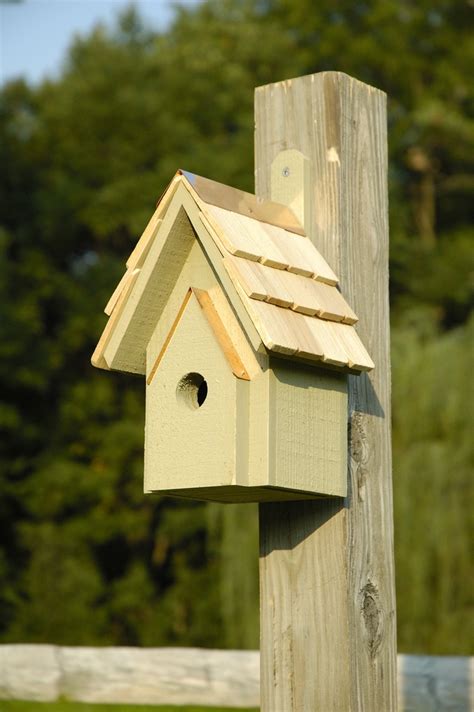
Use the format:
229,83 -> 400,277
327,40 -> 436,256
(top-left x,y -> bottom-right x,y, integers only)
92,170 -> 373,376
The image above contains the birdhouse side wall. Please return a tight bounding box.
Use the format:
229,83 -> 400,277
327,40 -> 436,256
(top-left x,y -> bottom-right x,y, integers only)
268,359 -> 348,497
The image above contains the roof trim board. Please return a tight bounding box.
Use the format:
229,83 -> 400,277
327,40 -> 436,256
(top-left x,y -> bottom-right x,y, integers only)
193,288 -> 251,381
146,287 -> 193,385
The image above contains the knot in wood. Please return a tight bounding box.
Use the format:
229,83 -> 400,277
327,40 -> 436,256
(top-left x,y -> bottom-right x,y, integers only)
361,580 -> 382,659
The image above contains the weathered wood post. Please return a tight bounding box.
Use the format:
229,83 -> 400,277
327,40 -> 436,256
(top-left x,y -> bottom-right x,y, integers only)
255,72 -> 397,710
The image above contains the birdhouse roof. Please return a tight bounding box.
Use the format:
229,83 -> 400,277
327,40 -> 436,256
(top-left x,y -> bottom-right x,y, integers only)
92,170 -> 374,375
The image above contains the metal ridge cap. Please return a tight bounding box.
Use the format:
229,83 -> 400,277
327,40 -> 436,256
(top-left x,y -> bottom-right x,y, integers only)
177,169 -> 306,236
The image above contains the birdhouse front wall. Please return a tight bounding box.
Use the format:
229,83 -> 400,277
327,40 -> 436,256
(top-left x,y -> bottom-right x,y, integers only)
145,291 -> 246,494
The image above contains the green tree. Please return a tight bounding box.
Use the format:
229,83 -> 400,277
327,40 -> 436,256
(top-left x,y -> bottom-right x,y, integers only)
0,0 -> 472,653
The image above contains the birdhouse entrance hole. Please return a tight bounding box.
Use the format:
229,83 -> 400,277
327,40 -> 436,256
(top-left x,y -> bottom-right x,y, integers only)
176,372 -> 208,410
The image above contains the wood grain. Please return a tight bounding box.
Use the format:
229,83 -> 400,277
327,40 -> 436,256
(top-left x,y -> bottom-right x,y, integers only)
205,204 -> 289,267
271,149 -> 311,228
203,201 -> 339,283
224,254 -> 357,322
229,279 -> 375,370
256,71 -> 397,711
193,287 -> 251,380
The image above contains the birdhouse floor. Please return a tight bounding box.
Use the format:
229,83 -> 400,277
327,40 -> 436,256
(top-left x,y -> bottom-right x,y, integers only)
146,484 -> 327,503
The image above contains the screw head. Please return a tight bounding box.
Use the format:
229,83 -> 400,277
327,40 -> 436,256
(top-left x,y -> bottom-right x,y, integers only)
282,166 -> 290,177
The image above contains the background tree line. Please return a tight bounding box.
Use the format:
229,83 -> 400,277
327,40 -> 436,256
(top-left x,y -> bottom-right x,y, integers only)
0,0 -> 472,654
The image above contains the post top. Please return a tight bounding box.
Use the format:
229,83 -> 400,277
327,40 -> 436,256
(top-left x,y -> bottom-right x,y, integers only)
255,70 -> 387,99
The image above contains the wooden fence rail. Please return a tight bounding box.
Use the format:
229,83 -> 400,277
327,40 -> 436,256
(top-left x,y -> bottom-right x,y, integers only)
0,645 -> 472,710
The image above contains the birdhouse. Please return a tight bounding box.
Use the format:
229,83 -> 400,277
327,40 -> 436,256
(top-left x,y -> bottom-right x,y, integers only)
92,171 -> 373,502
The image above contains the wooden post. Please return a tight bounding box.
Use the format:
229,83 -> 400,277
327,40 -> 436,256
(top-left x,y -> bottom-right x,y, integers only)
255,72 -> 397,710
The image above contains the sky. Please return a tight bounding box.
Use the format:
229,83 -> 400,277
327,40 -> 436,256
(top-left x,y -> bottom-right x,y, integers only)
0,0 -> 203,85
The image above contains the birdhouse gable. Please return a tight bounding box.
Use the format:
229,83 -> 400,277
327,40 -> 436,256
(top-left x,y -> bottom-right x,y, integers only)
93,170 -> 373,378
146,286 -> 255,385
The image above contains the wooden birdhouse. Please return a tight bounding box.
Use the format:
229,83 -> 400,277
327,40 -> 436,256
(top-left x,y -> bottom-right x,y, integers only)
92,170 -> 373,502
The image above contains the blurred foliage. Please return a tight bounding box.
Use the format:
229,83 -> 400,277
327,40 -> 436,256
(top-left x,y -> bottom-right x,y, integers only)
0,0 -> 472,655
392,315 -> 473,654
